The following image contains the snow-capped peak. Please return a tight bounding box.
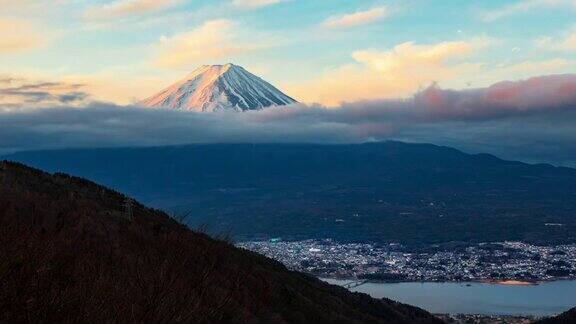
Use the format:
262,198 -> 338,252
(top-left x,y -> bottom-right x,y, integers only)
140,64 -> 297,112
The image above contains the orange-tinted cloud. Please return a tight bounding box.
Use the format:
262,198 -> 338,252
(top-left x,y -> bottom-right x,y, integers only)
322,6 -> 387,29
0,19 -> 45,54
59,72 -> 169,105
0,0 -> 35,10
480,0 -> 575,22
536,27 -> 576,51
84,0 -> 180,20
232,0 -> 285,9
287,39 -> 491,106
152,20 -> 267,69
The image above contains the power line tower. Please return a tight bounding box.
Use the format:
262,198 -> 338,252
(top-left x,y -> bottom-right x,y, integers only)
124,198 -> 134,222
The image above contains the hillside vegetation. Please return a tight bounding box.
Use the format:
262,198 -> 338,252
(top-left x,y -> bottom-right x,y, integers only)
536,308 -> 576,324
0,161 -> 441,323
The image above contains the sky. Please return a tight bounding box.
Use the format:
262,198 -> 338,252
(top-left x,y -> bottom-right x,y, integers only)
1,0 -> 576,104
1,0 -> 576,165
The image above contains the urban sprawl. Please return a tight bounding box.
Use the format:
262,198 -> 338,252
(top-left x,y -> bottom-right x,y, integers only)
238,240 -> 576,283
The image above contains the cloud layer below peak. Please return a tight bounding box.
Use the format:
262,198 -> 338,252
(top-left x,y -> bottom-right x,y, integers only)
1,74 -> 576,166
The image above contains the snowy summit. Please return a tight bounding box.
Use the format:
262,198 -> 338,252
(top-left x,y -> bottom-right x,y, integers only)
140,64 -> 297,112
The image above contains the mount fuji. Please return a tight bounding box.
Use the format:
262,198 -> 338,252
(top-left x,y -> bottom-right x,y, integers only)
140,64 -> 297,112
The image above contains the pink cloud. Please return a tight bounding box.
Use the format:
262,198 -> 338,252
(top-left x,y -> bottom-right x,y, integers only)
412,74 -> 576,121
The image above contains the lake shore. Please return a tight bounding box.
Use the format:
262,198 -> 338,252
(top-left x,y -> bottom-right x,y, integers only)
322,278 -> 576,316
320,274 -> 576,286
321,276 -> 548,286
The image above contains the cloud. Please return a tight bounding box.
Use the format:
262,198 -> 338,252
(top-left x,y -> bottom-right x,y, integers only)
232,0 -> 285,9
57,71 -> 171,105
536,27 -> 576,51
84,0 -> 181,20
287,38 -> 492,105
480,0 -> 575,22
483,59 -> 573,78
0,0 -> 38,10
352,39 -> 489,73
408,74 -> 576,121
269,74 -> 576,125
0,77 -> 89,111
0,19 -> 45,54
322,6 -> 387,29
152,20 -> 266,69
1,74 -> 576,166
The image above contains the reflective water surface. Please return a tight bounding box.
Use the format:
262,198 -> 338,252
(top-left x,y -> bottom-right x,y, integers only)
323,279 -> 576,316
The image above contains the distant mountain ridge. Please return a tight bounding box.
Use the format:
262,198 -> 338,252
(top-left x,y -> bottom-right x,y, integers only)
140,64 -> 297,112
6,141 -> 576,246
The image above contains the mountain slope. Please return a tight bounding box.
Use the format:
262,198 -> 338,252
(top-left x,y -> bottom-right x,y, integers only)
0,161 -> 441,323
536,308 -> 576,324
5,142 -> 576,246
140,64 -> 297,112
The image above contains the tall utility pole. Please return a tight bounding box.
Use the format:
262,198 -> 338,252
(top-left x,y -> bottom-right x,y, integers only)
124,198 -> 134,222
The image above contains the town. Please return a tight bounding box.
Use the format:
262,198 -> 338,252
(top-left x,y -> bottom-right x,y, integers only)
238,240 -> 576,283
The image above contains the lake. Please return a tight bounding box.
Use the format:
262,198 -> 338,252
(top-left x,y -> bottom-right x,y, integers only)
322,279 -> 576,316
